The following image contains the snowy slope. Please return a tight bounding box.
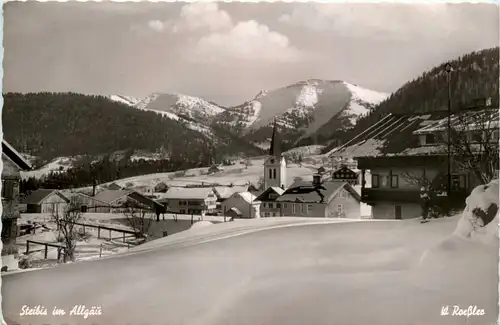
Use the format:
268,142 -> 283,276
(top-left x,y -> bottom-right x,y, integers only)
215,79 -> 389,145
108,95 -> 141,107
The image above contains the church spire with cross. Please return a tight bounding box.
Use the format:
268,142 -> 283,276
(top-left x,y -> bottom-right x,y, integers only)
268,118 -> 281,158
263,118 -> 287,190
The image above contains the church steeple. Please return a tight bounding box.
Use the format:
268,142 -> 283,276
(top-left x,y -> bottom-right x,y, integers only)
268,118 -> 281,157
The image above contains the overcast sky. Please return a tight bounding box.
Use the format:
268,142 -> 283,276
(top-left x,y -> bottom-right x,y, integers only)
3,1 -> 499,106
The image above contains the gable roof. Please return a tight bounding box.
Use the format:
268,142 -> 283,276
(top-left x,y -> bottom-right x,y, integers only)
213,185 -> 249,200
276,181 -> 361,204
63,191 -> 109,205
2,140 -> 32,171
332,166 -> 360,176
163,187 -> 214,200
227,191 -> 259,204
331,108 -> 499,159
255,186 -> 285,201
22,189 -> 70,205
93,190 -> 131,204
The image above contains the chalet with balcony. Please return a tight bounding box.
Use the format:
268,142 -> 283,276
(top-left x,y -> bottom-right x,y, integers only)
2,140 -> 32,270
159,187 -> 217,215
276,174 -> 361,218
330,107 -> 498,219
255,187 -> 285,217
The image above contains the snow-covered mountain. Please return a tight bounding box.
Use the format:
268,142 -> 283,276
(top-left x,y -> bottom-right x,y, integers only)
135,93 -> 226,121
214,79 -> 389,145
110,79 -> 388,148
108,93 -> 220,137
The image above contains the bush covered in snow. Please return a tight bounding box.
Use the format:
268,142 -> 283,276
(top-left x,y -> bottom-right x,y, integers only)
453,179 -> 499,245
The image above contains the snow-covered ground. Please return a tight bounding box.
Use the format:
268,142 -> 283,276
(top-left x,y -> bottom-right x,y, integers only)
21,156 -> 78,179
4,203 -> 497,325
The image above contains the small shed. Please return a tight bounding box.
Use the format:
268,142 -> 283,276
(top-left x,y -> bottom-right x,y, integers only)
22,189 -> 70,214
154,182 -> 169,193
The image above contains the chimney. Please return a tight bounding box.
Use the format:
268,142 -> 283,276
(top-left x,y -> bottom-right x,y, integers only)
313,174 -> 322,186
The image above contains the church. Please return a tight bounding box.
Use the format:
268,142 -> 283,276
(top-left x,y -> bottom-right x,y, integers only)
263,119 -> 287,190
256,120 -> 361,218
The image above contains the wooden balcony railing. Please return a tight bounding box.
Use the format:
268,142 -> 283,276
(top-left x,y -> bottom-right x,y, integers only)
361,188 -> 469,205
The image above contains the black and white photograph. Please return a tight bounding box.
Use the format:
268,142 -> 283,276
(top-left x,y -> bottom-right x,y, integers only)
0,1 -> 499,325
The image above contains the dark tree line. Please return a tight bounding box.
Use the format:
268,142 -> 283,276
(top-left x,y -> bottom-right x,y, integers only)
322,47 -> 500,153
2,92 -> 262,164
19,155 -> 207,193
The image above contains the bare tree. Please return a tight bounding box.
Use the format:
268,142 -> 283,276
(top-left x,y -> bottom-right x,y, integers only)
122,201 -> 153,242
447,109 -> 498,183
52,197 -> 83,262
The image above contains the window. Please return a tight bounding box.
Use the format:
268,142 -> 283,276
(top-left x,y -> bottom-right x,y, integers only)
470,131 -> 483,143
452,174 -> 467,190
276,203 -> 281,209
425,134 -> 436,144
269,169 -> 272,179
272,213 -> 277,217
284,204 -> 287,209
337,204 -> 343,215
269,193 -> 277,200
292,204 -> 296,214
262,203 -> 267,208
273,169 -> 277,180
492,130 -> 499,141
300,204 -> 304,214
372,174 -> 380,188
179,201 -> 187,206
390,175 -> 399,188
1,180 -> 14,200
269,203 -> 274,209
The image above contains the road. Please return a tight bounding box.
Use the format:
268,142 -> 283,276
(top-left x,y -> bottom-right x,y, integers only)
2,217 -> 498,325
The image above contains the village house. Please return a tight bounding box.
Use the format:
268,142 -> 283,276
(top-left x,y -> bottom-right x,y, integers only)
93,189 -> 163,213
221,191 -> 260,219
159,187 -> 217,215
330,107 -> 498,219
276,174 -> 361,218
22,189 -> 70,215
1,140 -> 32,270
154,182 -> 169,193
255,187 -> 286,217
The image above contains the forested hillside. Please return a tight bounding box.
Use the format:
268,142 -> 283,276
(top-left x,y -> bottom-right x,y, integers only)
324,47 -> 499,153
2,92 -> 262,163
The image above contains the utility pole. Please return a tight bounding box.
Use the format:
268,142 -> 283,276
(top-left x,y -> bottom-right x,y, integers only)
445,63 -> 454,197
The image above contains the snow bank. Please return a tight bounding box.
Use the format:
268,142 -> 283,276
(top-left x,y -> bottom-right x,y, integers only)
190,221 -> 214,229
453,179 -> 499,246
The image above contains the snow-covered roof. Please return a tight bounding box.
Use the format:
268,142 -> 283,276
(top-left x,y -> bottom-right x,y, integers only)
22,189 -> 70,204
213,186 -> 249,199
414,109 -> 499,134
330,111 -> 452,158
93,190 -> 131,204
163,187 -> 214,200
2,140 -> 32,171
237,191 -> 259,204
276,181 -> 360,204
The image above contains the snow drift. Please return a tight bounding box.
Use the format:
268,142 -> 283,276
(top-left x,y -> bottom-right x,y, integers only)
453,179 -> 499,246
